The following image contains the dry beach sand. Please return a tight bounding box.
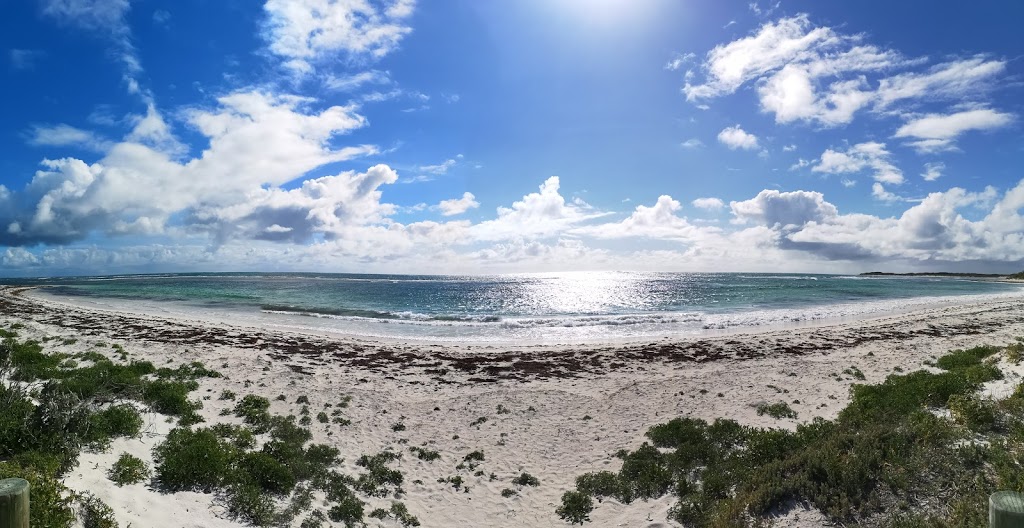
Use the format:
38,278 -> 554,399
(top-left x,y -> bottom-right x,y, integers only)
3,285 -> 1024,527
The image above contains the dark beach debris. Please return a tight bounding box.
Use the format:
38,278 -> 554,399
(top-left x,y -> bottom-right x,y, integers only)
2,286 -> 1023,384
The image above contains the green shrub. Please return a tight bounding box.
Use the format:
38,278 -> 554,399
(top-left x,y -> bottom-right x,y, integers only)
142,380 -> 200,417
219,390 -> 237,401
0,460 -> 76,528
225,483 -> 277,527
78,492 -> 118,528
234,395 -> 272,432
87,404 -> 144,447
949,394 -> 997,432
316,411 -> 328,423
389,501 -> 420,527
756,401 -> 798,420
512,472 -> 540,487
410,446 -> 440,461
501,488 -> 517,497
327,494 -> 365,527
108,453 -> 150,486
153,427 -> 237,491
557,491 -> 593,525
355,451 -> 403,497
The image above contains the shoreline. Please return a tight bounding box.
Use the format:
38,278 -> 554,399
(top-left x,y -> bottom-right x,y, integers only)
4,286 -> 1024,526
19,281 -> 1024,350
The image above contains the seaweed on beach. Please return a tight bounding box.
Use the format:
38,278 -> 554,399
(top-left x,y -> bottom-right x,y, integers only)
558,344 -> 1020,526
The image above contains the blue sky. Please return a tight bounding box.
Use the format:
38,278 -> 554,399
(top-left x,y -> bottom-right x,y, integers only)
1,0 -> 1023,276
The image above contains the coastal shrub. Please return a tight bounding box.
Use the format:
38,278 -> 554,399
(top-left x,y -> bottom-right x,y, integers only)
512,472 -> 540,487
296,395 -> 310,404
355,451 -> 403,497
155,361 -> 221,380
317,411 -> 328,423
410,446 -> 440,461
389,502 -> 421,527
108,452 -> 150,485
86,404 -> 144,447
300,510 -> 327,528
77,492 -> 118,528
0,460 -> 76,528
225,483 -> 277,526
234,395 -> 272,432
557,491 -> 594,525
948,394 -> 997,432
219,390 -> 237,400
556,344 -> 1017,526
756,401 -> 798,420
238,451 -> 296,495
142,379 -> 201,416
501,488 -> 517,497
153,427 -> 236,491
327,494 -> 365,528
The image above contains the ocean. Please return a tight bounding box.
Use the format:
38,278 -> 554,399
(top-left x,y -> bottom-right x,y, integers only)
7,272 -> 1023,344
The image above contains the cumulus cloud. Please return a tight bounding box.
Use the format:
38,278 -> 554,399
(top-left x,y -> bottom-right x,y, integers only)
731,189 -> 838,228
895,108 -> 1014,153
1,90 -> 378,246
811,142 -> 904,185
577,196 -> 717,240
684,15 -> 1007,128
717,125 -> 759,150
436,192 -> 479,216
263,0 -> 416,74
471,177 -> 608,241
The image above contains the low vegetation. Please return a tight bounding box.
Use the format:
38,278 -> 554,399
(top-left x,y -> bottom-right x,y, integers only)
557,344 -> 1024,526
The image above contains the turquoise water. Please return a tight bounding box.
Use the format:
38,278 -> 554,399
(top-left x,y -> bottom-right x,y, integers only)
7,272 -> 1022,342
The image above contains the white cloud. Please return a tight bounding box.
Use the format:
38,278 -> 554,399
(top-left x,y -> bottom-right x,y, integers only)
323,70 -> 391,91
1,90 -> 378,246
436,192 -> 479,216
812,142 -> 904,185
420,155 -> 462,175
692,197 -> 725,211
871,182 -> 901,203
895,108 -> 1014,153
471,177 -> 608,241
717,125 -> 759,150
731,189 -> 838,228
27,124 -> 111,151
576,196 -> 715,240
263,0 -> 416,74
684,16 -> 1008,128
922,162 -> 944,182
680,138 -> 704,149
665,52 -> 695,71
875,57 -> 1006,109
841,178 -> 856,188
783,144 -> 797,152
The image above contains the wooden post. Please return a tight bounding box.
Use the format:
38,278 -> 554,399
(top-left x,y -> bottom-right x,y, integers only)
0,478 -> 29,528
991,491 -> 1024,528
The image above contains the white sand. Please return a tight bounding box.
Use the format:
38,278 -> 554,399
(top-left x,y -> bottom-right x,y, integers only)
3,286 -> 1024,527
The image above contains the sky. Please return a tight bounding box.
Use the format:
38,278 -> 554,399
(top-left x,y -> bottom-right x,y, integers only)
1,0 -> 1023,276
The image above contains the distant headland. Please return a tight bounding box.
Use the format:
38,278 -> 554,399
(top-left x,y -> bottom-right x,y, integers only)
861,271 -> 1024,279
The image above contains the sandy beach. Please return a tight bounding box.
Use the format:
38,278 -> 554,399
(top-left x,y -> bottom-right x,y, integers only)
4,285 -> 1024,527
